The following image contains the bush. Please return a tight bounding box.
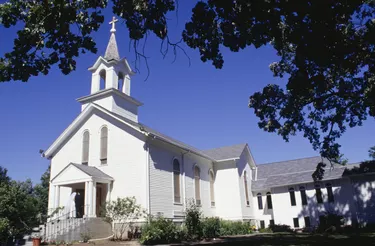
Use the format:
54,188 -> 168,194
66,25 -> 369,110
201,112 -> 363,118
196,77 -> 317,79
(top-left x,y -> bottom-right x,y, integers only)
317,212 -> 344,233
202,217 -> 221,239
140,216 -> 186,245
269,224 -> 292,232
259,227 -> 272,233
103,197 -> 144,240
220,220 -> 251,236
185,200 -> 203,240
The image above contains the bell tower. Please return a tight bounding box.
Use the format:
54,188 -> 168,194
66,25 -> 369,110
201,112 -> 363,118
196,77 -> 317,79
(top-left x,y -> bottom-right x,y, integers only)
77,17 -> 142,122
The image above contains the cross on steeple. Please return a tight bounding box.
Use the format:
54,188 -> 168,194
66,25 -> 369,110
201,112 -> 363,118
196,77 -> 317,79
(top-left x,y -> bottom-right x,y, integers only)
109,16 -> 118,33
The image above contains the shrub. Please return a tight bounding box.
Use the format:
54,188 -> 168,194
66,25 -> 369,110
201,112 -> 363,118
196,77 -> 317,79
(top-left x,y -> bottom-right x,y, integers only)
259,227 -> 272,233
185,200 -> 203,240
269,224 -> 292,232
202,217 -> 221,239
220,220 -> 250,236
103,197 -> 144,240
140,216 -> 185,245
80,227 -> 92,243
317,212 -> 344,233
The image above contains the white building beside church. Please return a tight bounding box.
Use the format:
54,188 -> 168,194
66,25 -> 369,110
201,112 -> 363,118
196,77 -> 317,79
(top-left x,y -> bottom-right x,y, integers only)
43,19 -> 375,239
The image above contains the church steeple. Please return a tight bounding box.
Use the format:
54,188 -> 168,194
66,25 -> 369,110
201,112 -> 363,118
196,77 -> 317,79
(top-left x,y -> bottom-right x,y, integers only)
104,17 -> 120,61
78,17 -> 141,122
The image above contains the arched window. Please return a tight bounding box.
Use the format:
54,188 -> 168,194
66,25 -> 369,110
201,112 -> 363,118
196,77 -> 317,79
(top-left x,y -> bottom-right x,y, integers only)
100,126 -> 108,164
209,170 -> 215,207
300,186 -> 307,205
257,193 -> 263,210
118,72 -> 124,92
173,159 -> 181,203
99,69 -> 106,90
266,192 -> 273,209
82,131 -> 90,165
289,188 -> 296,206
244,171 -> 250,206
326,183 -> 334,203
315,184 -> 323,204
194,165 -> 201,205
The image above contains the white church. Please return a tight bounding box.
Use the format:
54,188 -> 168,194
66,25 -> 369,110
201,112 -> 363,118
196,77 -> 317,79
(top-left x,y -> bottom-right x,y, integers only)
43,18 -> 375,239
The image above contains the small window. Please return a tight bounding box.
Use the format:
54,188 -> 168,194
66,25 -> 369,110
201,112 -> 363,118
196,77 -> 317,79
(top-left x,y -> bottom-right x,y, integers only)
244,171 -> 250,206
266,192 -> 273,209
315,185 -> 323,204
293,218 -> 299,228
260,220 -> 265,229
269,219 -> 275,226
257,193 -> 263,210
326,183 -> 334,203
173,159 -> 181,203
82,131 -> 90,165
209,170 -> 215,207
289,188 -> 296,206
194,165 -> 201,205
100,126 -> 108,164
304,216 -> 311,228
300,186 -> 307,205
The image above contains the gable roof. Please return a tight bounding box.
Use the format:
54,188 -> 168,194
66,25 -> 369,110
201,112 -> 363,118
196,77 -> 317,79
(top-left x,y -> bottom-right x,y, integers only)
201,143 -> 247,161
252,156 -> 348,191
44,103 -> 216,161
51,163 -> 113,182
70,163 -> 113,179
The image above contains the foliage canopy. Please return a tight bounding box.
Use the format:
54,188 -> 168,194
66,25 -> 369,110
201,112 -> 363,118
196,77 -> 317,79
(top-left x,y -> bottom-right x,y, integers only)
1,0 -> 375,161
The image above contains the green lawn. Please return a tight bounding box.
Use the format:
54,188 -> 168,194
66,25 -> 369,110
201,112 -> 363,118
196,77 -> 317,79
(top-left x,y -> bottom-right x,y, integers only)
207,233 -> 375,246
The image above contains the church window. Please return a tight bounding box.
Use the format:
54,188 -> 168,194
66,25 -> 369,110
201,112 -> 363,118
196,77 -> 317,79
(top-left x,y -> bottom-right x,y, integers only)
289,187 -> 296,206
82,131 -> 90,165
326,183 -> 334,203
300,186 -> 307,205
194,165 -> 201,205
99,69 -> 106,90
293,218 -> 300,228
260,220 -> 265,229
266,192 -> 273,209
304,216 -> 311,227
173,159 -> 181,203
100,126 -> 108,164
244,171 -> 250,206
257,193 -> 263,210
209,170 -> 215,207
315,184 -> 323,204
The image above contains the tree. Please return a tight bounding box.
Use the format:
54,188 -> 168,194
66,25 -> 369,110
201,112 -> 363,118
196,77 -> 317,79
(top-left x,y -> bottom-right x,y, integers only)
0,170 -> 39,244
1,1 -> 375,161
369,146 -> 375,159
103,197 -> 144,240
33,165 -> 50,223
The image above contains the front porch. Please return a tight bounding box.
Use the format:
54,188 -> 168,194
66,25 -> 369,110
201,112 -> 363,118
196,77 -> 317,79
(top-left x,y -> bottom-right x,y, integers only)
50,163 -> 114,219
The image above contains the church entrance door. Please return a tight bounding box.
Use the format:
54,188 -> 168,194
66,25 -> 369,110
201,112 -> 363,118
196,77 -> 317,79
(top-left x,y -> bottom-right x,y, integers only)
96,186 -> 102,216
75,189 -> 85,218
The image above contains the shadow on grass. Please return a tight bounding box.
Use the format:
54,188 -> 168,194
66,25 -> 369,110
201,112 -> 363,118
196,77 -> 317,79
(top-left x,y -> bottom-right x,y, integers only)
176,233 -> 375,245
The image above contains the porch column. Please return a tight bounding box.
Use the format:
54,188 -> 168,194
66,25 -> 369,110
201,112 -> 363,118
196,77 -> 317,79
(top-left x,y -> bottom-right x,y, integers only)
54,185 -> 60,209
84,181 -> 89,217
106,182 -> 111,203
88,181 -> 93,217
92,181 -> 97,217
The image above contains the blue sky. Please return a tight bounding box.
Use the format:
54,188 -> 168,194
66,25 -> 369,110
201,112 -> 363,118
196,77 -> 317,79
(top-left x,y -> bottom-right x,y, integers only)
0,1 -> 374,183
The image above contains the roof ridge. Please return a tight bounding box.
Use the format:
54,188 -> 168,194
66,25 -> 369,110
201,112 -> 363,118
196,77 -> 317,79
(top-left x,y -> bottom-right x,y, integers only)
258,156 -> 322,166
202,143 -> 247,151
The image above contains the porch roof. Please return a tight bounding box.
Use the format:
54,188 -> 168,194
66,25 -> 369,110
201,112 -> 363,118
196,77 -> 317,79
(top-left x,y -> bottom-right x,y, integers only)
51,163 -> 113,184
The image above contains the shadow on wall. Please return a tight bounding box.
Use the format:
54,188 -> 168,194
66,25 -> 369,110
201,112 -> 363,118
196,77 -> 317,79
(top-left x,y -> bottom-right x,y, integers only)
298,160 -> 375,227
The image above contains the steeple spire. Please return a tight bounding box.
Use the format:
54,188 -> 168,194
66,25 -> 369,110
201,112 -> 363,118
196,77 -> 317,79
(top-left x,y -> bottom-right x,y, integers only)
104,17 -> 120,61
